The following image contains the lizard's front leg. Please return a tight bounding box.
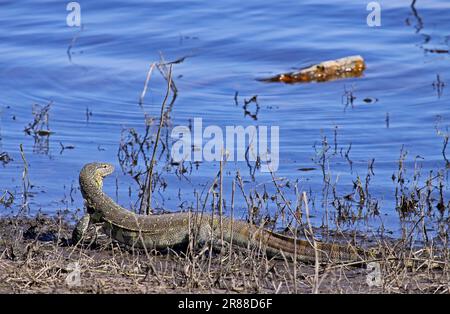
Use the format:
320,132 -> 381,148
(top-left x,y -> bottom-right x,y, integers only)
71,213 -> 91,245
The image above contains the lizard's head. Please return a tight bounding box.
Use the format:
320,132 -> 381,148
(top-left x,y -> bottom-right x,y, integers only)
92,162 -> 115,178
80,162 -> 115,190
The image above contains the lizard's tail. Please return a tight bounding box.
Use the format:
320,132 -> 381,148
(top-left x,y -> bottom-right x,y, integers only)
258,230 -> 367,263
217,218 -> 367,264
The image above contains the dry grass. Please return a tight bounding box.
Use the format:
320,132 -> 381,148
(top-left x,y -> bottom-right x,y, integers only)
0,215 -> 448,294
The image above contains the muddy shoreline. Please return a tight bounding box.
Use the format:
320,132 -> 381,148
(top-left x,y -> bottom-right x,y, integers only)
0,215 -> 448,294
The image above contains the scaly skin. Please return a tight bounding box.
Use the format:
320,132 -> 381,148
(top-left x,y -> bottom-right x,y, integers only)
73,162 -> 370,264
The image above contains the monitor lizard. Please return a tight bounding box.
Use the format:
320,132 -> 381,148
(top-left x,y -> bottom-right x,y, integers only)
72,162 -> 371,264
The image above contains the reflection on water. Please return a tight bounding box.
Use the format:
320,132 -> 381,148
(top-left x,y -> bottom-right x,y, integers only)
408,0 -> 424,33
0,0 -> 449,237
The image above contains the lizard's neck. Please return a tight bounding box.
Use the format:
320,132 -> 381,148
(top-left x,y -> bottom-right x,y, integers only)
94,175 -> 104,190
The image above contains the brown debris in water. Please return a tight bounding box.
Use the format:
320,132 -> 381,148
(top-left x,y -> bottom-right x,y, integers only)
261,55 -> 366,84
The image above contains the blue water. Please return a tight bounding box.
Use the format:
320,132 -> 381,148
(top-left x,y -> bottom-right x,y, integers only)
1,0 -> 449,235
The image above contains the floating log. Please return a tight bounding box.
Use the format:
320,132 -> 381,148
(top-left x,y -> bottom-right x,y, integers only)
261,55 -> 366,83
